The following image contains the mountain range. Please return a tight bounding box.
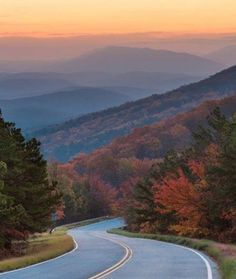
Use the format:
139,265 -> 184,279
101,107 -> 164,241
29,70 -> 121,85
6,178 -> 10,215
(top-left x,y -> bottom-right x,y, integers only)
57,46 -> 223,75
0,87 -> 131,131
0,72 -> 76,99
0,46 -> 220,101
1,34 -> 235,61
33,65 -> 236,161
0,71 -> 202,100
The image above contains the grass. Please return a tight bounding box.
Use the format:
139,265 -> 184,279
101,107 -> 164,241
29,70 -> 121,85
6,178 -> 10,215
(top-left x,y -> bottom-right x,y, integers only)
0,216 -> 110,273
108,228 -> 236,279
0,230 -> 74,272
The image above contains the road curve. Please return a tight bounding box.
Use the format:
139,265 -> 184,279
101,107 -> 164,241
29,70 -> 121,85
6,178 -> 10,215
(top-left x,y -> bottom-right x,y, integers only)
0,218 -> 220,279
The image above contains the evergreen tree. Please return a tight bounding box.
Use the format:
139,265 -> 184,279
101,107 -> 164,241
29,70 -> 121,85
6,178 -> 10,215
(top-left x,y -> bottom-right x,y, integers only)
126,151 -> 182,232
0,114 -> 61,249
204,110 -> 236,239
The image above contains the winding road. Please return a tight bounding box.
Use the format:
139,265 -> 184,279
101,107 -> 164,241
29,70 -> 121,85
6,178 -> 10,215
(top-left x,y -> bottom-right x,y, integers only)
0,218 -> 220,279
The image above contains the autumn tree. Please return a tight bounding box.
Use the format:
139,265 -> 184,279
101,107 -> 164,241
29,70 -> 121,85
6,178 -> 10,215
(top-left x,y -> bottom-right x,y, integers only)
125,151 -> 183,233
155,165 -> 209,237
125,107 -> 236,241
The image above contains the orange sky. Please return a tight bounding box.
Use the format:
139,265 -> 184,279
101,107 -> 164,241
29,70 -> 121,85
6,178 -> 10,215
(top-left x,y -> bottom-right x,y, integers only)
1,0 -> 236,37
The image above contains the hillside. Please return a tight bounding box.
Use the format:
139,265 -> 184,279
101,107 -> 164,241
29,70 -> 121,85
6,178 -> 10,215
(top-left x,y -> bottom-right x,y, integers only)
0,87 -> 131,131
34,65 -> 236,161
59,94 -> 236,194
106,94 -> 236,159
58,46 -> 223,75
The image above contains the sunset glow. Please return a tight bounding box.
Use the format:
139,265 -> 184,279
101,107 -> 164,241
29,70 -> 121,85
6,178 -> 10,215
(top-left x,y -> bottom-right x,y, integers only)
1,0 -> 236,37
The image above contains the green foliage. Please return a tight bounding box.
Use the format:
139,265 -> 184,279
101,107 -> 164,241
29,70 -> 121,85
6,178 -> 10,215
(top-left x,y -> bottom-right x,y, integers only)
221,259 -> 236,279
0,114 -> 61,251
193,107 -> 236,240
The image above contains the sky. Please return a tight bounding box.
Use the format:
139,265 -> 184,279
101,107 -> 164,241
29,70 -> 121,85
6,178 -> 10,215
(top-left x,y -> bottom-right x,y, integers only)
0,0 -> 236,37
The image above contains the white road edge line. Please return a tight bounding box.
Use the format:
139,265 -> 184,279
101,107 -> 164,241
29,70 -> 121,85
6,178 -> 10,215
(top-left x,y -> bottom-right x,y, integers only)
171,243 -> 213,279
108,233 -> 213,279
88,233 -> 133,279
0,235 -> 78,276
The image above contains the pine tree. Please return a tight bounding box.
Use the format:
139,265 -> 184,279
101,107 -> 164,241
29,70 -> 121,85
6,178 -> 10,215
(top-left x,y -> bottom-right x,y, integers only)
0,114 -> 61,249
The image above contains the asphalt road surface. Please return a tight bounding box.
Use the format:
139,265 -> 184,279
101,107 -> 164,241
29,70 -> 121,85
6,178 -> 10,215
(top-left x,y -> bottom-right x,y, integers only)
0,218 -> 220,279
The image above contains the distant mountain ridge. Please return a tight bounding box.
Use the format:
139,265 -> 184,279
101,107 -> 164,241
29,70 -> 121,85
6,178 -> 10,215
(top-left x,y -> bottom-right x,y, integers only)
58,46 -> 223,75
91,71 -> 203,92
0,87 -> 131,131
0,72 -> 80,99
33,65 -> 236,161
206,45 -> 236,67
0,71 -> 202,100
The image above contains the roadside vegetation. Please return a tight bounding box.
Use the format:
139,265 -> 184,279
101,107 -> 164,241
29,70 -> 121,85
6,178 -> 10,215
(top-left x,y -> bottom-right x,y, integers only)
0,113 -> 62,257
109,228 -> 236,279
0,216 -> 110,273
123,108 -> 236,242
0,229 -> 73,272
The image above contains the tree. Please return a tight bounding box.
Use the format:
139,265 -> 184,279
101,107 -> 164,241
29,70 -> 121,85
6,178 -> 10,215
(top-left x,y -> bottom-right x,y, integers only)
155,167 -> 209,237
125,151 -> 182,233
202,110 -> 236,240
125,108 -> 236,241
0,161 -> 26,250
0,114 -> 61,250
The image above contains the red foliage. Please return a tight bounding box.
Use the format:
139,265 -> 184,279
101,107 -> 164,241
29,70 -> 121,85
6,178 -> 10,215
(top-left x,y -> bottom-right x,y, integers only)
56,204 -> 65,220
155,168 -> 208,236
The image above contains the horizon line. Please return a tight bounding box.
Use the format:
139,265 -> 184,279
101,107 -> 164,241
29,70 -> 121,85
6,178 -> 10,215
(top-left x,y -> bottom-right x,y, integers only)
0,31 -> 236,39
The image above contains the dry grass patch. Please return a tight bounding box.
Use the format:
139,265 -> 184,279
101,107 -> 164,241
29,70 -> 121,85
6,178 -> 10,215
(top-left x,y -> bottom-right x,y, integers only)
0,230 -> 74,273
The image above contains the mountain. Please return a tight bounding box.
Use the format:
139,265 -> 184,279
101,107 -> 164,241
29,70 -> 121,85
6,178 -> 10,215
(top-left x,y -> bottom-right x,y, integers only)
58,46 -> 223,75
82,71 -> 203,93
206,45 -> 236,67
1,34 -> 235,61
33,65 -> 236,161
0,87 -> 131,131
0,71 -> 201,100
0,72 -> 76,99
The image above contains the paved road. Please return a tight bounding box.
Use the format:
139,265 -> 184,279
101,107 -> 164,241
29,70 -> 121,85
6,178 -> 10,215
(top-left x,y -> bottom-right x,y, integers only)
0,218 -> 220,279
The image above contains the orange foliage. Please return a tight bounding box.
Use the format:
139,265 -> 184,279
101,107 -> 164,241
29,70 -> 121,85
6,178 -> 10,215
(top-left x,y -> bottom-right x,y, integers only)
56,204 -> 65,220
88,175 -> 119,214
155,168 -> 208,236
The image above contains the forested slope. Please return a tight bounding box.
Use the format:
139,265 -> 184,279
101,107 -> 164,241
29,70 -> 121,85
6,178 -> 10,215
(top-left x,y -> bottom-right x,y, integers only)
35,65 -> 236,161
